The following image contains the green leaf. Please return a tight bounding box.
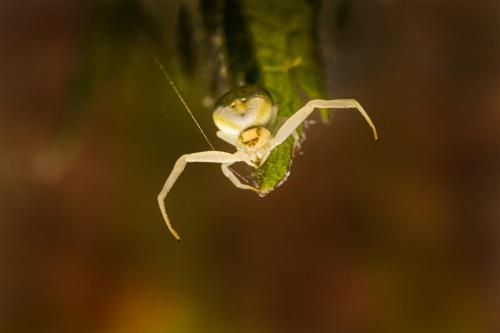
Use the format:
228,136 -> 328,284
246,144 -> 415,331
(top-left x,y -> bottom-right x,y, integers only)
238,0 -> 328,193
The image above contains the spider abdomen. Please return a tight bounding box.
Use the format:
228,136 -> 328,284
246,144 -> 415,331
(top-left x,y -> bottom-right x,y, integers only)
212,85 -> 277,137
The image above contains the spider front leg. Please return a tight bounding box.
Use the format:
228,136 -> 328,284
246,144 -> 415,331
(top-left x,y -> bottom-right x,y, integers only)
271,99 -> 379,148
158,151 -> 245,240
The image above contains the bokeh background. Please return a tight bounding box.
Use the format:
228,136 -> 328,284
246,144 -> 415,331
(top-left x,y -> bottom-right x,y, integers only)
1,0 -> 500,332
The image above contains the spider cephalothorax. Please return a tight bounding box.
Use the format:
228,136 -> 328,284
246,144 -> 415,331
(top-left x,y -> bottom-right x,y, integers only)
237,126 -> 273,165
158,85 -> 378,240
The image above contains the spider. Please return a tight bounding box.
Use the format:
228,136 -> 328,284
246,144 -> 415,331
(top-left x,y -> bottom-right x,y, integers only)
158,85 -> 378,240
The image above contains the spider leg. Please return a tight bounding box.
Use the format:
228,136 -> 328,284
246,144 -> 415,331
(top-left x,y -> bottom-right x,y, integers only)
221,163 -> 259,192
158,151 -> 244,240
272,99 -> 378,148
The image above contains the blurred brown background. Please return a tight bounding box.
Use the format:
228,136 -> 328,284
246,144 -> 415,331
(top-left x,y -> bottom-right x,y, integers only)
1,0 -> 500,332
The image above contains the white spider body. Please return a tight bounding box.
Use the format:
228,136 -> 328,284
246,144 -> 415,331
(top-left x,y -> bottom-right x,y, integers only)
212,86 -> 277,166
213,93 -> 277,137
158,85 -> 378,240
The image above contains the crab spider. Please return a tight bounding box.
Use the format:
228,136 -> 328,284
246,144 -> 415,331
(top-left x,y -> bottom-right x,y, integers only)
158,85 -> 378,240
